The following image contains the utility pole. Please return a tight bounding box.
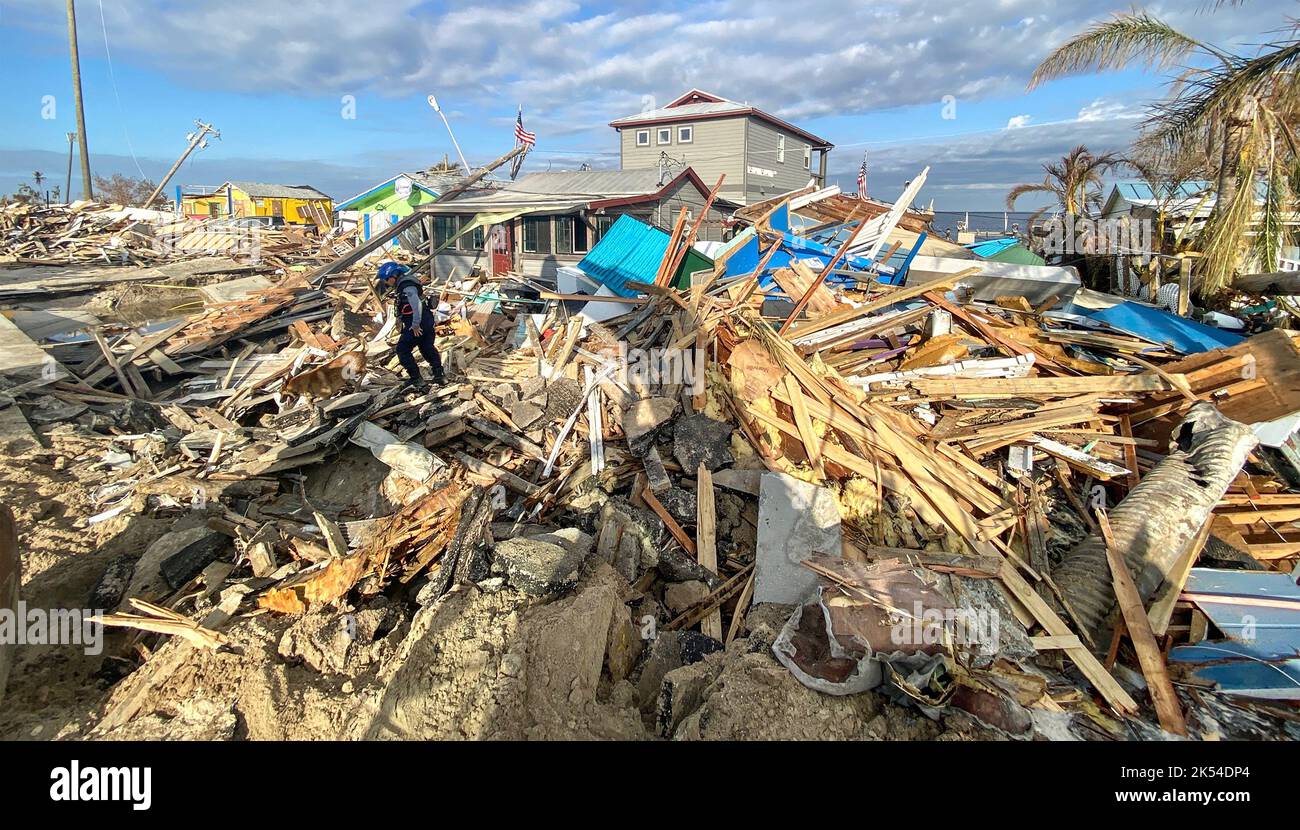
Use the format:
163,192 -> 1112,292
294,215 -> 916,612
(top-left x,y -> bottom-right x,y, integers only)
65,132 -> 76,204
142,120 -> 220,208
66,0 -> 93,199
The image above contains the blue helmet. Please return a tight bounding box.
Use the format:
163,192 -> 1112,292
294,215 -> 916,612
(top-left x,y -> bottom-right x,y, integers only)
377,261 -> 409,284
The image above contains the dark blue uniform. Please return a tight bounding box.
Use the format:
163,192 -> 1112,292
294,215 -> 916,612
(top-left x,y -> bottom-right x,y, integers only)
393,275 -> 443,385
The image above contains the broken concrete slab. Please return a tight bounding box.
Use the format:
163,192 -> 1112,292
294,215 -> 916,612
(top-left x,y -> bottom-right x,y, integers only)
321,391 -> 372,419
673,413 -> 734,472
621,396 -> 679,456
643,447 -> 672,493
493,537 -> 584,596
754,472 -> 841,605
510,399 -> 544,429
657,543 -> 721,588
664,580 -> 710,615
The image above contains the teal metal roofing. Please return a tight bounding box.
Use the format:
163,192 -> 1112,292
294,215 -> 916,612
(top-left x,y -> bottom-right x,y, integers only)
964,236 -> 1022,258
1111,179 -> 1267,204
578,215 -> 711,297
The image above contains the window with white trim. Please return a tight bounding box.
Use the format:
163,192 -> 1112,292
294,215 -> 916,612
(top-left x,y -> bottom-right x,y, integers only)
777,135 -> 785,163
657,127 -> 672,145
803,145 -> 811,170
678,125 -> 693,144
636,129 -> 650,147
556,216 -> 590,254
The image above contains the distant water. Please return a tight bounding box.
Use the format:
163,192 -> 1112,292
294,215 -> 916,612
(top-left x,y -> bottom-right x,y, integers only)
930,210 -> 1041,241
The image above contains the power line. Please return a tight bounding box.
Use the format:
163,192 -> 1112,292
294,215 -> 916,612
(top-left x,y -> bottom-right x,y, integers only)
96,0 -> 148,181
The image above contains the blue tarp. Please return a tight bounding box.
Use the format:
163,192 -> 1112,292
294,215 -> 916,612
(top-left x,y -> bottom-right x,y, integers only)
1061,298 -> 1245,354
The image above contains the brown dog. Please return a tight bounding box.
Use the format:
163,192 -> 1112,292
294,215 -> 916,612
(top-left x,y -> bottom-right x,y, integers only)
281,350 -> 366,404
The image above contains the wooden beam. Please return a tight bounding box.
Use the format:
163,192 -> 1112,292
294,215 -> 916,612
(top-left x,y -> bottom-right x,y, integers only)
695,464 -> 722,640
1097,511 -> 1187,736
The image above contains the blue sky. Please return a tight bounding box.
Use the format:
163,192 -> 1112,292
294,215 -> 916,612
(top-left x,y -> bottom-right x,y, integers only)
0,0 -> 1288,209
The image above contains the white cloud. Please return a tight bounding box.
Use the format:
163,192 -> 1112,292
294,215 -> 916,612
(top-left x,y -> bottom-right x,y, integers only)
1076,98 -> 1142,122
1006,114 -> 1032,129
8,0 -> 1276,132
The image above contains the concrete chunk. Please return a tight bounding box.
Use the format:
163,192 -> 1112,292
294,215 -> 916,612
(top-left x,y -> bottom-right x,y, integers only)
754,472 -> 841,605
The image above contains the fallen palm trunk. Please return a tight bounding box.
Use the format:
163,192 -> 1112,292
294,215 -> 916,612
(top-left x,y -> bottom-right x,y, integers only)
1051,403 -> 1258,648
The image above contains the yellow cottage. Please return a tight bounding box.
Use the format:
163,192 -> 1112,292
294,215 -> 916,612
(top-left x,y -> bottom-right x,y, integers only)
184,181 -> 333,226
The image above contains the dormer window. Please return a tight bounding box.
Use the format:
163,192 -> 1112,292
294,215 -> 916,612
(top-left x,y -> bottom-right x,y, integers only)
657,127 -> 672,145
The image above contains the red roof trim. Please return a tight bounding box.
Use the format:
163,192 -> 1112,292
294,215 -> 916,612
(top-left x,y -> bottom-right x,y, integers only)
587,167 -> 725,211
609,108 -> 833,149
666,89 -> 726,108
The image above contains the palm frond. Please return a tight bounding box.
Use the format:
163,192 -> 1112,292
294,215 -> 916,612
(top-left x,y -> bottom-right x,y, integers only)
1006,181 -> 1055,210
1028,13 -> 1204,90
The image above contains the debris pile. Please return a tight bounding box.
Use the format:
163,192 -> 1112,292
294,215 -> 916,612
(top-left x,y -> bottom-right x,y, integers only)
3,178 -> 1300,741
0,200 -> 353,268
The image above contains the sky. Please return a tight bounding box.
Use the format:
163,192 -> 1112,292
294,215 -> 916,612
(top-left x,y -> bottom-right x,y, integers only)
0,0 -> 1290,210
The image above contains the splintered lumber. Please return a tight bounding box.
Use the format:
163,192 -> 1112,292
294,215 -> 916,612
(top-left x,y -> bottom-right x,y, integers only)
467,416 -> 545,459
910,373 -> 1184,397
1097,511 -> 1187,735
695,464 -> 722,640
859,545 -> 1001,578
1029,437 -> 1132,480
643,484 -> 696,556
96,599 -> 228,650
996,558 -> 1138,716
91,330 -> 138,398
782,374 -> 825,477
786,272 -> 967,339
453,452 -> 538,496
776,206 -> 868,335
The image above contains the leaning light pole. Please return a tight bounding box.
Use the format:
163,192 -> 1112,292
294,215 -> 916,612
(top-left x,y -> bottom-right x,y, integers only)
66,0 -> 93,199
427,95 -> 471,174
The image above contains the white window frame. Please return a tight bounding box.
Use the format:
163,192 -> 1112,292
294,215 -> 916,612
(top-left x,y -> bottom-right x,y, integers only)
777,135 -> 786,163
803,144 -> 811,170
678,125 -> 693,144
657,127 -> 672,145
635,129 -> 650,147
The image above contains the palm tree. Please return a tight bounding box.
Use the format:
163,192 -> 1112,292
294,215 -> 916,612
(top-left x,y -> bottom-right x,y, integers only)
32,171 -> 45,191
1027,9 -> 1300,292
1006,144 -> 1119,222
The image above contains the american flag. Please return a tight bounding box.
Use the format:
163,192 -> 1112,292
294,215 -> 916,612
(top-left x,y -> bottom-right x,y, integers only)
514,108 -> 537,148
856,152 -> 868,200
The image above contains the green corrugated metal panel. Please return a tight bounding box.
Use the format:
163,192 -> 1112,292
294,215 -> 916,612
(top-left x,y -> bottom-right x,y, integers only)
986,244 -> 1046,266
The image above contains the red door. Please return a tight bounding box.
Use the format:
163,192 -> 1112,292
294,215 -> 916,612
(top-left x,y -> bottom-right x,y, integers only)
490,223 -> 513,276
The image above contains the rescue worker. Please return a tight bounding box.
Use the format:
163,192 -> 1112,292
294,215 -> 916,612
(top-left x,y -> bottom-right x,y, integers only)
377,261 -> 444,388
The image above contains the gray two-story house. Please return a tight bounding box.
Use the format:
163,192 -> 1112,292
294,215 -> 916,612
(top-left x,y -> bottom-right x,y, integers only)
609,89 -> 833,205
